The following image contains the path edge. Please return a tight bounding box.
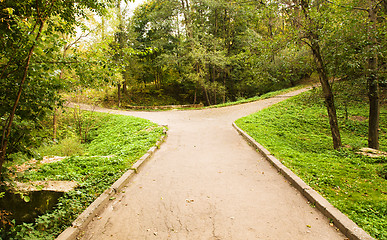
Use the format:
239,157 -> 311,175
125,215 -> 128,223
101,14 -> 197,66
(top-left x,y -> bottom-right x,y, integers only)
55,126 -> 168,240
232,122 -> 374,240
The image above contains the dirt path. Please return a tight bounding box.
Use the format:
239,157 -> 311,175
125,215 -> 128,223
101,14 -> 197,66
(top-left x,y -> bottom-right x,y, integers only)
76,88 -> 346,239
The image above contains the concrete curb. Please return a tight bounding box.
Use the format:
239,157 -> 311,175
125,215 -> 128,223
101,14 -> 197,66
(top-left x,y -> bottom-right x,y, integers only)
232,123 -> 374,240
56,126 -> 168,240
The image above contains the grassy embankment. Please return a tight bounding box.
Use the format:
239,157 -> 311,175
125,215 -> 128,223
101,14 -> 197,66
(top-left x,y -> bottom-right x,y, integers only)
2,111 -> 164,239
236,89 -> 386,240
206,85 -> 307,109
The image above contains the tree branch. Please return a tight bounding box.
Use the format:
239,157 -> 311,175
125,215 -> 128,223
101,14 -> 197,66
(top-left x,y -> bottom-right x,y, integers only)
64,24 -> 101,52
35,61 -> 79,64
300,38 -> 312,48
373,0 -> 384,11
0,17 -> 46,174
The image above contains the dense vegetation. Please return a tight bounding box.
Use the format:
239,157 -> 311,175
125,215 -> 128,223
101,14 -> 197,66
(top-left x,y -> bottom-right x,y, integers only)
1,0 -> 386,172
0,0 -> 386,238
1,109 -> 164,239
236,89 -> 386,239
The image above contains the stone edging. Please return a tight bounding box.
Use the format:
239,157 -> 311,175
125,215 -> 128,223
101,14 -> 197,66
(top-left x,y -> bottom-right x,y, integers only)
232,123 -> 374,240
55,127 -> 168,240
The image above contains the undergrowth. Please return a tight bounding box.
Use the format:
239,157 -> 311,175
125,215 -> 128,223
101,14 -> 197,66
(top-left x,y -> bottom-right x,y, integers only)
1,112 -> 164,240
236,89 -> 386,239
175,85 -> 308,111
206,85 -> 307,109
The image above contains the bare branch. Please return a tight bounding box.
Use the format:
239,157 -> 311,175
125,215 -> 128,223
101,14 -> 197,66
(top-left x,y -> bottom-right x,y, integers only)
64,24 -> 101,51
300,38 -> 312,48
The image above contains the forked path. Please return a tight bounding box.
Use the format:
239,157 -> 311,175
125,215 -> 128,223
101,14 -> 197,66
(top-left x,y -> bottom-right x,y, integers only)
77,88 -> 346,240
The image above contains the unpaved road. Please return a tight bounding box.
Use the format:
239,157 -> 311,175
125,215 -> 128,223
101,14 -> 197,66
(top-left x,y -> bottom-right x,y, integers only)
76,88 -> 346,240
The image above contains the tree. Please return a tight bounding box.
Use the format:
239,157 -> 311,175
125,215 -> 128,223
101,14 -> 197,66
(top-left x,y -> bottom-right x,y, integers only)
323,0 -> 386,149
0,0 -> 119,177
364,0 -> 385,150
282,0 -> 342,149
125,0 -> 314,105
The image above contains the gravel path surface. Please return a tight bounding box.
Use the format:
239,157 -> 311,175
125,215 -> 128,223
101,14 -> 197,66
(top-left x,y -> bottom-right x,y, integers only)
75,88 -> 346,240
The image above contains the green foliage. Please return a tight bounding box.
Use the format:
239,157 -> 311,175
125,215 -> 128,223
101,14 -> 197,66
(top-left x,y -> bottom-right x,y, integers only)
236,90 -> 387,239
113,0 -> 314,106
37,137 -> 84,157
86,114 -> 163,157
0,0 -> 127,173
1,111 -> 164,239
207,85 -> 306,109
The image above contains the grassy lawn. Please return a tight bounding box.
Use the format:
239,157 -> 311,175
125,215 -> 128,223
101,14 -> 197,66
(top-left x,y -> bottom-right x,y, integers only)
2,112 -> 165,239
235,89 -> 387,240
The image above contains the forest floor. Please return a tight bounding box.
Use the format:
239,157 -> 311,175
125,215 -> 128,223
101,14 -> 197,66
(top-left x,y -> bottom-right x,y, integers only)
73,87 -> 347,240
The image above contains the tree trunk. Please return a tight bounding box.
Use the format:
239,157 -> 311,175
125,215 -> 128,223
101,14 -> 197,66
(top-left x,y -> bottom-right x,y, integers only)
367,4 -> 380,149
203,86 -> 211,106
223,71 -> 226,104
310,39 -> 342,149
0,20 -> 45,175
117,83 -> 121,107
193,87 -> 197,104
53,109 -> 57,141
181,0 -> 193,39
299,0 -> 341,150
212,65 -> 216,105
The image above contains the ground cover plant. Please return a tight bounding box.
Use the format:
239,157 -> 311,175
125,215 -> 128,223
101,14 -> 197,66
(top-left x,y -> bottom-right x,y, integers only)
0,110 -> 164,240
235,89 -> 387,239
205,85 -> 307,109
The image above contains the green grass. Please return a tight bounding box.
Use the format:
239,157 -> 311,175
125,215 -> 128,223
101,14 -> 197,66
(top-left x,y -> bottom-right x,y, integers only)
178,85 -> 308,111
209,85 -> 307,108
235,90 -> 387,240
2,113 -> 164,240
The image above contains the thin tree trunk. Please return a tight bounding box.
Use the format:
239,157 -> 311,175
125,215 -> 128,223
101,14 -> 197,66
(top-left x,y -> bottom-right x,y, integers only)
299,0 -> 341,150
181,0 -> 193,39
223,71 -> 226,104
310,40 -> 342,149
203,86 -> 211,106
367,4 -> 380,149
117,83 -> 121,107
53,109 -> 57,141
0,20 -> 45,175
214,71 -> 217,105
193,87 -> 197,104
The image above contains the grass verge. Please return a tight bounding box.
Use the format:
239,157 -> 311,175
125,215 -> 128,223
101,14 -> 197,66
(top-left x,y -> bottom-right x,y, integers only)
1,112 -> 165,240
177,85 -> 308,111
235,90 -> 386,239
